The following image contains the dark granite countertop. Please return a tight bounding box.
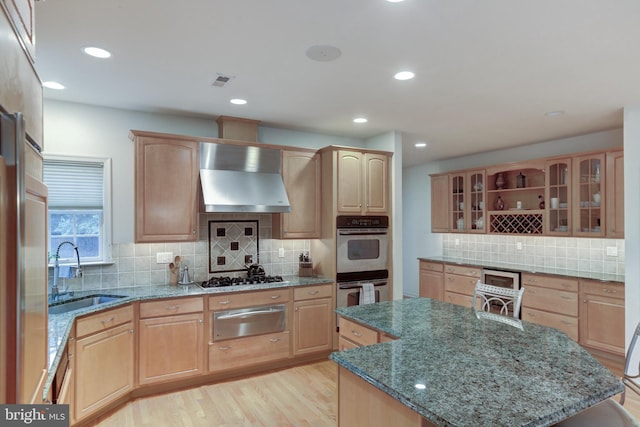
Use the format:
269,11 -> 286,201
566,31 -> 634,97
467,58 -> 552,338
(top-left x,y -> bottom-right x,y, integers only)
418,256 -> 624,283
330,298 -> 624,427
45,275 -> 333,401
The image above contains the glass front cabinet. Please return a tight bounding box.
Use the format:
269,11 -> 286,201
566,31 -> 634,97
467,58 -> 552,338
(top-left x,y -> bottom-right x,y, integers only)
572,153 -> 605,237
450,170 -> 485,233
546,158 -> 571,235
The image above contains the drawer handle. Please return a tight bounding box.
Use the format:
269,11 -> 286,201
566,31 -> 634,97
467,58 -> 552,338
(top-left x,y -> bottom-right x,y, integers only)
603,289 -> 617,294
101,317 -> 115,324
219,300 -> 231,305
308,290 -> 320,295
166,305 -> 180,310
529,289 -> 537,294
351,330 -> 363,337
271,295 -> 281,299
269,338 -> 281,343
219,346 -> 232,351
561,321 -> 573,325
527,312 -> 536,318
560,295 -> 573,300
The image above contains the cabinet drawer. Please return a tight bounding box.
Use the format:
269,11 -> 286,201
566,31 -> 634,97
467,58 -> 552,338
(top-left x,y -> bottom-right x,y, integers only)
209,289 -> 290,310
444,264 -> 481,277
420,261 -> 444,273
580,280 -> 625,299
294,284 -> 332,301
140,297 -> 203,318
522,285 -> 578,317
521,274 -> 578,292
444,274 -> 477,296
76,304 -> 133,337
338,336 -> 361,350
339,317 -> 378,347
444,291 -> 474,308
208,331 -> 290,372
522,307 -> 578,341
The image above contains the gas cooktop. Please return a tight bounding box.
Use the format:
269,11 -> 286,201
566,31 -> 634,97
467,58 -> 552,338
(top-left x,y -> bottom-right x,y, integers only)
199,275 -> 286,288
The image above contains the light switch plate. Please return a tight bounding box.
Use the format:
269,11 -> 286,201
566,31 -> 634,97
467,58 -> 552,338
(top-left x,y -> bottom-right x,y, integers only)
516,242 -> 523,250
278,247 -> 285,258
606,246 -> 618,257
156,252 -> 173,264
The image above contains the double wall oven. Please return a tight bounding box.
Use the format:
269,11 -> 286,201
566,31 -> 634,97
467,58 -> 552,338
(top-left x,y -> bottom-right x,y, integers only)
336,216 -> 390,309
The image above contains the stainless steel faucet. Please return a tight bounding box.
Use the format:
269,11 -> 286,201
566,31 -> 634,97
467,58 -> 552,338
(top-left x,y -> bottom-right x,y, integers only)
52,241 -> 82,301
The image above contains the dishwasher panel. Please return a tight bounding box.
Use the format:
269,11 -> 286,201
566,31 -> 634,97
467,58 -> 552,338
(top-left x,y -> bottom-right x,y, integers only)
213,304 -> 286,341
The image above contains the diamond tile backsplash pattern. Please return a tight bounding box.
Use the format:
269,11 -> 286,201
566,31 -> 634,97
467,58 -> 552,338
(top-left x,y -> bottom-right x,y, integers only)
208,220 -> 259,273
442,233 -> 625,275
49,213 -> 311,292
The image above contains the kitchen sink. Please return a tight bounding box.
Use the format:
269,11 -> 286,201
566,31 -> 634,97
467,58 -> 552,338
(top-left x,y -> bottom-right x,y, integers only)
48,294 -> 127,315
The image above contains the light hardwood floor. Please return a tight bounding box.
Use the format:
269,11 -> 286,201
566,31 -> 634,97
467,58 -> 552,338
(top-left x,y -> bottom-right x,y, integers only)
89,359 -> 640,426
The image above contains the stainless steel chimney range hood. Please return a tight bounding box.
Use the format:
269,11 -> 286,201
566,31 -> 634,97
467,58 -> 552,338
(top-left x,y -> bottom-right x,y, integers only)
199,142 -> 291,213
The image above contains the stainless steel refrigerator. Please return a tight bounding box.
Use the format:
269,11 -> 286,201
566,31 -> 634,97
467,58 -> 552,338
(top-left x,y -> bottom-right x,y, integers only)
1,112 -> 48,404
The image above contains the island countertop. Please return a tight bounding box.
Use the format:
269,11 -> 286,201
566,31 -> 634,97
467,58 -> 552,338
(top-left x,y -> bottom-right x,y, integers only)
330,298 -> 623,427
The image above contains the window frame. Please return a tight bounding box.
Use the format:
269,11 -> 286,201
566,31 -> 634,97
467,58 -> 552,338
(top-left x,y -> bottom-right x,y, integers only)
44,154 -> 112,266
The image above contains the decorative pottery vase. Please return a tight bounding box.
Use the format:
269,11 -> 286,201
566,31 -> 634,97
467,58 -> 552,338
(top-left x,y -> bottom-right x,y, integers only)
538,195 -> 545,209
495,196 -> 505,211
495,173 -> 506,190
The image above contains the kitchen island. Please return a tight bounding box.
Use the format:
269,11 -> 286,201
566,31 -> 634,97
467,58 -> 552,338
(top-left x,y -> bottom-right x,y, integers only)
330,298 -> 623,427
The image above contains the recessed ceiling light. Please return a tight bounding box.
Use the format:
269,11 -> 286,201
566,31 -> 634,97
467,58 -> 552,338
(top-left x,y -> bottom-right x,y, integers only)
394,71 -> 415,80
230,98 -> 247,105
353,117 -> 368,124
387,0 -> 406,3
415,142 -> 427,148
545,110 -> 565,117
83,46 -> 111,58
43,81 -> 65,90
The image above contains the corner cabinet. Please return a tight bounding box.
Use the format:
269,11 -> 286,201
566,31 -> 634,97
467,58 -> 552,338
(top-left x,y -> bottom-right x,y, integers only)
337,150 -> 389,214
131,132 -> 199,243
272,150 -> 321,239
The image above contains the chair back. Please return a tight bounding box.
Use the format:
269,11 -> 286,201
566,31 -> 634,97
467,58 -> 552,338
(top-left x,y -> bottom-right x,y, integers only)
621,321 -> 640,404
472,281 -> 525,318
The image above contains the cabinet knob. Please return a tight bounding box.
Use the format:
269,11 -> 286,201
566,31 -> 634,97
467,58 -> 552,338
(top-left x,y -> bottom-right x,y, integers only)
269,338 -> 281,343
351,330 -> 363,337
309,290 -> 319,295
219,346 -> 232,351
166,305 -> 179,310
271,295 -> 281,299
129,329 -> 134,334
192,230 -> 196,234
101,317 -> 115,324
199,319 -> 203,324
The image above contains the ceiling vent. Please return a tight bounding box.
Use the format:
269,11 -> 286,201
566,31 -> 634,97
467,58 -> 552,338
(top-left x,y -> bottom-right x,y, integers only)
212,74 -> 235,88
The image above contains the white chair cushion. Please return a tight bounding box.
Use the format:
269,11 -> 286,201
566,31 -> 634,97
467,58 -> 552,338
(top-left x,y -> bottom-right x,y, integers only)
554,399 -> 639,427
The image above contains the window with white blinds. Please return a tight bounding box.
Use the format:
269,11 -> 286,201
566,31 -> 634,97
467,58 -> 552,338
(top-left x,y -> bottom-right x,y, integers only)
43,155 -> 112,264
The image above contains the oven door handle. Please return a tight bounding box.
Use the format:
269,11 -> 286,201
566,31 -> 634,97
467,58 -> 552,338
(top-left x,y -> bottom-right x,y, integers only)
216,307 -> 284,320
339,282 -> 386,289
338,230 -> 388,236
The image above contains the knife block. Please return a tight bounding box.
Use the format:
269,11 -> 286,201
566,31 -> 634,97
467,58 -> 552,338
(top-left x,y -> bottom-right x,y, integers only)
298,262 -> 313,277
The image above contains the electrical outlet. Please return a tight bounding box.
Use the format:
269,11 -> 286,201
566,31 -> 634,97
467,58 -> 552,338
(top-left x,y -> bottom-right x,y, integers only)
516,242 -> 522,250
156,252 -> 173,264
606,246 -> 618,257
278,247 -> 285,258
455,239 -> 460,246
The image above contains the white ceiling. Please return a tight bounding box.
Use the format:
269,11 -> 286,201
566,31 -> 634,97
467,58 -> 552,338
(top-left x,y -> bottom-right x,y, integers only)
34,0 -> 640,167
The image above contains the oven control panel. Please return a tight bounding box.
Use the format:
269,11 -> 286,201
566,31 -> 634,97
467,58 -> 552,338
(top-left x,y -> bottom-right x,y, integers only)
336,215 -> 388,228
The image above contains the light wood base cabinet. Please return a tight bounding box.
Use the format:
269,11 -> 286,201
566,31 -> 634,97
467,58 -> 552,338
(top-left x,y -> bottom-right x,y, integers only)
74,322 -> 134,421
580,279 -> 625,356
419,261 -> 444,300
293,284 -> 333,356
208,332 -> 290,373
443,264 -> 480,308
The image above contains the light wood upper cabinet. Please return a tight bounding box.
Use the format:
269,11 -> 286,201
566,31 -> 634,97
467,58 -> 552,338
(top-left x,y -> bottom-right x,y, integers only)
1,0 -> 36,62
132,134 -> 199,242
273,150 -> 321,239
606,150 -> 624,238
337,150 -> 389,214
430,174 -> 449,232
545,158 -> 572,235
572,153 -> 605,237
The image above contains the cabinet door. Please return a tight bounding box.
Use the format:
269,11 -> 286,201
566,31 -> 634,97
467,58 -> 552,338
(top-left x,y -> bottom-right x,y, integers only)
467,170 -> 485,232
572,153 -> 605,236
337,150 -> 363,213
580,280 -> 625,356
138,313 -> 204,385
606,151 -> 624,238
1,0 -> 35,62
75,322 -> 134,421
546,158 -> 571,235
274,150 -> 321,238
364,153 -> 388,213
208,332 -> 290,372
134,136 -> 199,242
450,173 -> 465,232
419,269 -> 444,301
430,174 -> 449,232
293,298 -> 332,356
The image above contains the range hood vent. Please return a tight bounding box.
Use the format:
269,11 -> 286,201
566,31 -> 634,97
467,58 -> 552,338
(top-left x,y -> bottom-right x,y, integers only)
199,142 -> 291,213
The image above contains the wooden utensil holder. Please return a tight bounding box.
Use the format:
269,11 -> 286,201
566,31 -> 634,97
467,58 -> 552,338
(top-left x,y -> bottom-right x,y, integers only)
298,262 -> 313,277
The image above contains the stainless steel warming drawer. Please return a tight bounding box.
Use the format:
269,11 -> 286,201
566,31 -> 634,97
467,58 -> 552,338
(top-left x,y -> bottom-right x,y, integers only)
213,304 -> 286,341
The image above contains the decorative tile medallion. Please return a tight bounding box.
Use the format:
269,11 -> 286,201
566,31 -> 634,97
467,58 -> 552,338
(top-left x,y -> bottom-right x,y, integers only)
208,220 -> 259,273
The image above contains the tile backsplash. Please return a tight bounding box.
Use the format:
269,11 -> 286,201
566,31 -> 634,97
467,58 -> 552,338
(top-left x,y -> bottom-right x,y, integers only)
442,233 -> 625,275
49,213 -> 311,293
